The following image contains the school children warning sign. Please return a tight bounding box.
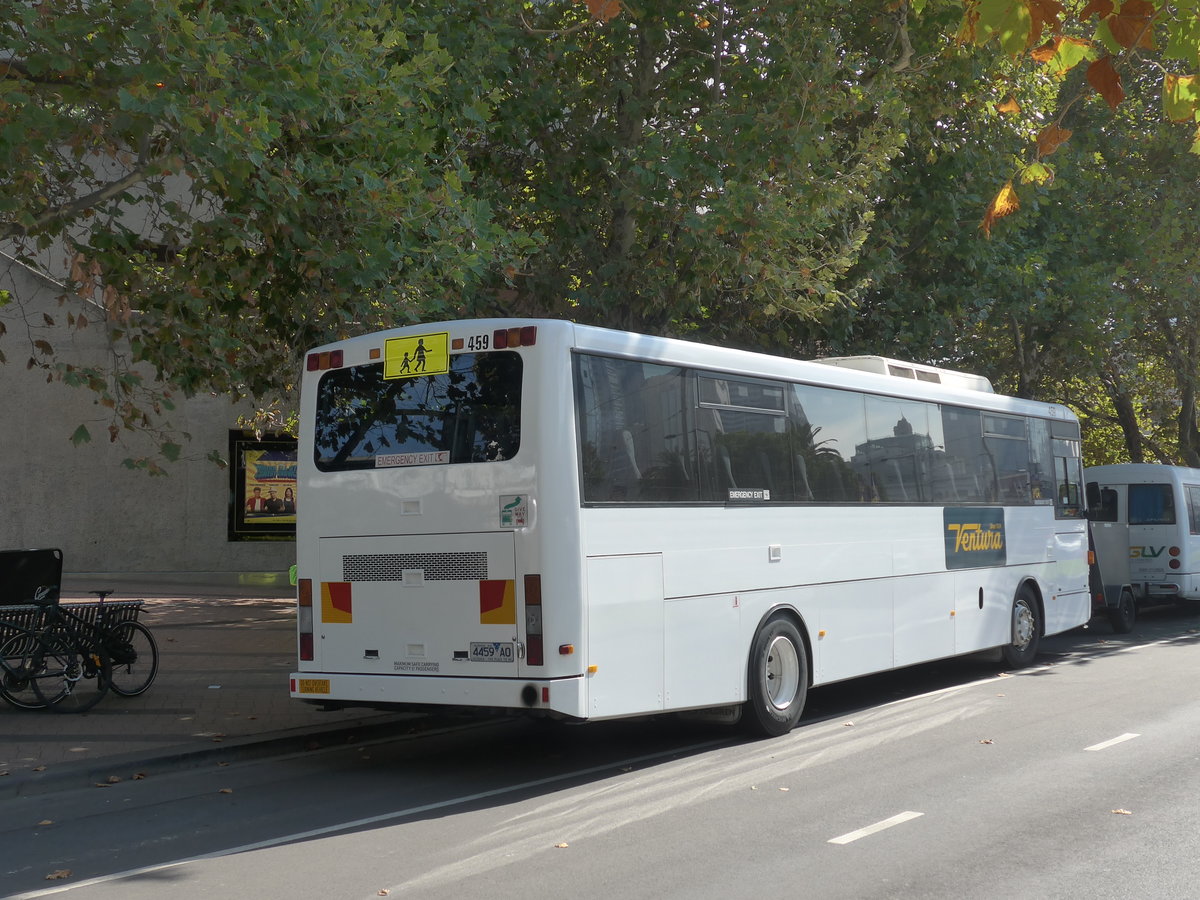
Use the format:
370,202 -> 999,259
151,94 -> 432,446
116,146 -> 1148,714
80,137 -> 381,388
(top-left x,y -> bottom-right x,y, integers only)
384,332 -> 449,379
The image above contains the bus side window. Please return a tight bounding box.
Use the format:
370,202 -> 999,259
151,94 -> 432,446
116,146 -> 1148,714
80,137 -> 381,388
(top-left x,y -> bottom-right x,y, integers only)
1187,485 -> 1200,534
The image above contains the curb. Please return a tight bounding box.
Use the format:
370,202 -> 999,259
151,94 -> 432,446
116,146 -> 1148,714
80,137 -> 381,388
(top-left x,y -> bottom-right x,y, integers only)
0,715 -> 420,801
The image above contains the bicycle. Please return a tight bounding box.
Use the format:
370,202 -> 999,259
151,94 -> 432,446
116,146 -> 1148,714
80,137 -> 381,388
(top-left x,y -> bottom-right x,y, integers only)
88,590 -> 159,698
0,600 -> 111,720
0,623 -> 56,710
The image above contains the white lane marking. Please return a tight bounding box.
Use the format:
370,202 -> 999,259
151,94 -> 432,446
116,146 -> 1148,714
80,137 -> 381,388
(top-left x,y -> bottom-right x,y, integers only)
828,811 -> 924,845
1085,732 -> 1141,752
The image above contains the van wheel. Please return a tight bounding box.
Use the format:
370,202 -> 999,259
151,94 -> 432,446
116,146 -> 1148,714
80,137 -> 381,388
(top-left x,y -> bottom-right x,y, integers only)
743,616 -> 807,737
1108,588 -> 1136,634
1000,586 -> 1041,668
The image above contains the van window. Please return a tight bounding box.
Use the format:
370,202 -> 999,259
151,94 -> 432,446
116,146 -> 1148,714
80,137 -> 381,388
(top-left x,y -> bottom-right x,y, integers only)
1128,483 -> 1174,525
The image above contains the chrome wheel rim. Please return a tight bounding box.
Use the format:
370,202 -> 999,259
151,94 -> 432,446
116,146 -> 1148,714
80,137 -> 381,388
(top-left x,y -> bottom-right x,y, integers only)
1012,599 -> 1035,650
764,635 -> 800,710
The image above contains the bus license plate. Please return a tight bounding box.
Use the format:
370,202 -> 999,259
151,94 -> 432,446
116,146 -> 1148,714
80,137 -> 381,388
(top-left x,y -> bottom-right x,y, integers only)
470,642 -> 514,663
298,679 -> 330,694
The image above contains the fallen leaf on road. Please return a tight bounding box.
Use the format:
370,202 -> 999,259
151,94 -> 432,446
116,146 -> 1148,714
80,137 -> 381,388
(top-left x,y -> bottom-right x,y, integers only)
843,721 -> 854,727
45,870 -> 71,881
979,739 -> 995,744
378,891 -> 390,896
33,765 -> 46,772
106,775 -> 122,784
133,773 -> 146,780
218,788 -> 233,794
554,842 -> 569,849
779,787 -> 790,792
1112,809 -> 1132,815
997,673 -> 1012,678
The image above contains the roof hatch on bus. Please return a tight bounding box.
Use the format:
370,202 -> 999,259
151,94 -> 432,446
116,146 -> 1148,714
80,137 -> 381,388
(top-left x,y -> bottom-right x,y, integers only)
814,356 -> 994,393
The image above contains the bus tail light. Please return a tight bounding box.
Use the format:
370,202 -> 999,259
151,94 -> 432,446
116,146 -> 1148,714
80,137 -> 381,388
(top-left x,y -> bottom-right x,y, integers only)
524,574 -> 544,666
493,326 -> 537,349
1170,546 -> 1181,557
298,578 -> 314,661
306,349 -> 344,372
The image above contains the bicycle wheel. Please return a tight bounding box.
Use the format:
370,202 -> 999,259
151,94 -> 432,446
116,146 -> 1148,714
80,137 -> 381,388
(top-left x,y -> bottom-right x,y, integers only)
30,628 -> 111,713
0,628 -> 50,710
106,621 -> 159,697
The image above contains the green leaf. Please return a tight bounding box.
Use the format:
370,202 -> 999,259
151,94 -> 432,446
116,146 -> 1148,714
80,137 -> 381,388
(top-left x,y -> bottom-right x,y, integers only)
1164,75 -> 1200,124
976,0 -> 1033,55
70,425 -> 92,446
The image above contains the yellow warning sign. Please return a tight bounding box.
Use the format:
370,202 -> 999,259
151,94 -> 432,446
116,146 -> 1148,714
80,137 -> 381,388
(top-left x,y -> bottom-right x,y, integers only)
384,332 -> 449,380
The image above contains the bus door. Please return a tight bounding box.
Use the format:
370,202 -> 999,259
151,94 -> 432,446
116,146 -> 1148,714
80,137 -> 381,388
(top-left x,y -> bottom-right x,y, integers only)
1126,481 -> 1180,596
314,532 -> 520,677
1087,482 -> 1132,593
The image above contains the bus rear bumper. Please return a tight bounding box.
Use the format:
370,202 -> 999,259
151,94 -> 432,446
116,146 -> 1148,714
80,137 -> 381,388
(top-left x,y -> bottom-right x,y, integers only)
289,671 -> 587,718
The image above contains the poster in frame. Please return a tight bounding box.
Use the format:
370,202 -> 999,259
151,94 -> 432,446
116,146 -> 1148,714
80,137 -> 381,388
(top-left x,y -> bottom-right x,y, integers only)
229,431 -> 297,541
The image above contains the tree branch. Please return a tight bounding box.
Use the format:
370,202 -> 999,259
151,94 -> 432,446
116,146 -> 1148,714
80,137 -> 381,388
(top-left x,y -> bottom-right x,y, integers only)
0,161 -> 165,241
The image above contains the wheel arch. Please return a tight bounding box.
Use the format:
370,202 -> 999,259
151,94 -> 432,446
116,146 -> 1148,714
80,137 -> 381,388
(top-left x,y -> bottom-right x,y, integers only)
748,603 -> 814,686
1016,577 -> 1046,637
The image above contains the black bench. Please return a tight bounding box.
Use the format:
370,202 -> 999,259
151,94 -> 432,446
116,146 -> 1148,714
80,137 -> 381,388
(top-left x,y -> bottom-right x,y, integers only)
0,548 -> 143,641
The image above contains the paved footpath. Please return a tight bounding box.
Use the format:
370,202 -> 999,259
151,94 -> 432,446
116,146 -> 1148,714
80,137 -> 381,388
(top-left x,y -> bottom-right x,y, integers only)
0,580 -> 412,798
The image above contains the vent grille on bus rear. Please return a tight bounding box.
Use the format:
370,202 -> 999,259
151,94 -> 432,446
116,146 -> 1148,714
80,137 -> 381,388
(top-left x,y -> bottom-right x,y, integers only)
342,552 -> 488,582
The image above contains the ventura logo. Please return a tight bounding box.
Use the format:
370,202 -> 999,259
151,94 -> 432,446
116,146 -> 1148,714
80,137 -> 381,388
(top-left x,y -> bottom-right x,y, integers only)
944,508 -> 1007,569
947,522 -> 1005,553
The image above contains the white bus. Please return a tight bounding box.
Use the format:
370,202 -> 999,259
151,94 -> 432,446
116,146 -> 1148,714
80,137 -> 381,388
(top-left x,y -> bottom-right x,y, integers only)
1086,463 -> 1200,618
289,319 -> 1090,736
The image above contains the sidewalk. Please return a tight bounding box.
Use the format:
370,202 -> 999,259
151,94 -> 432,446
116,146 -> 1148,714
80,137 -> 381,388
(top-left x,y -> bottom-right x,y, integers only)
0,580 -> 414,798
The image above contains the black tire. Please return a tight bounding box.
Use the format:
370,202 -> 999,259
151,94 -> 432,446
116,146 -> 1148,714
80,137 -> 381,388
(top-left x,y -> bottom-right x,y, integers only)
0,629 -> 51,710
1000,585 -> 1041,669
106,621 -> 159,697
743,616 -> 808,737
30,629 -> 111,713
1107,588 -> 1137,634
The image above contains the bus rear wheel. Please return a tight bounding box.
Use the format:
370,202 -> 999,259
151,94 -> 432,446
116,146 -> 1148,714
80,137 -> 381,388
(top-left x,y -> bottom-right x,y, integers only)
744,616 -> 808,737
1000,586 -> 1041,669
1108,588 -> 1136,634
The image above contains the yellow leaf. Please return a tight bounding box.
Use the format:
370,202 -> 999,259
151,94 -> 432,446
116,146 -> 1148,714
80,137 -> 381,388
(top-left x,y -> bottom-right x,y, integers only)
1111,808 -> 1133,815
554,842 -> 569,848
981,180 -> 1020,235
581,0 -> 621,23
1036,122 -> 1073,157
997,95 -> 1022,114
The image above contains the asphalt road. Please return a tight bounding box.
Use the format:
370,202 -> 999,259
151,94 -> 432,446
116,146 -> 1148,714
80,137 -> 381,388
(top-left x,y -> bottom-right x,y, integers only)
4,603 -> 1199,900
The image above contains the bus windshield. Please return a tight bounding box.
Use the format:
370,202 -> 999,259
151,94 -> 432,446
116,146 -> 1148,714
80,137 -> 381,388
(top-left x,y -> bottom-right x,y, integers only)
313,351 -> 523,471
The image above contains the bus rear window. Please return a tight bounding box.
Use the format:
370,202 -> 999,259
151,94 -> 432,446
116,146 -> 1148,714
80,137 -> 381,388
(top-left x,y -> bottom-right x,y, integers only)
1128,483 -> 1175,525
313,352 -> 522,471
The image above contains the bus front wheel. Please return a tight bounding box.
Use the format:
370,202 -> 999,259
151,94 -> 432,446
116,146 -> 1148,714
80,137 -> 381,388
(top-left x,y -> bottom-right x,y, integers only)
1000,586 -> 1041,669
744,616 -> 808,737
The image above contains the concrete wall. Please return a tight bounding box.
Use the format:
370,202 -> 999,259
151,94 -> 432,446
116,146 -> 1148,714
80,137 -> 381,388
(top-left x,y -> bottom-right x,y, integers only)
1,255 -> 294,581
